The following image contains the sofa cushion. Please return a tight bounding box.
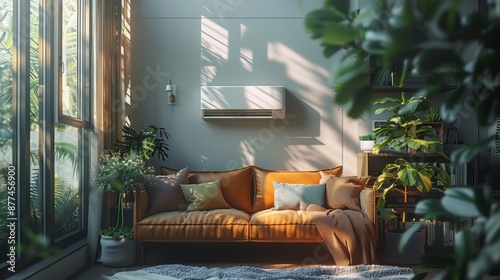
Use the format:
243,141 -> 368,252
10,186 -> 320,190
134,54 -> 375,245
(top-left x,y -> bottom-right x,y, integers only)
253,166 -> 342,211
180,179 -> 231,211
272,182 -> 325,210
161,166 -> 253,212
249,209 -> 321,241
319,171 -> 370,211
146,166 -> 189,216
136,208 -> 250,241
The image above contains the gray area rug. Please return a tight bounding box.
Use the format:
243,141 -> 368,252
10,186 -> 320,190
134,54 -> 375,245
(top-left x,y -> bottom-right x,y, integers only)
102,264 -> 414,280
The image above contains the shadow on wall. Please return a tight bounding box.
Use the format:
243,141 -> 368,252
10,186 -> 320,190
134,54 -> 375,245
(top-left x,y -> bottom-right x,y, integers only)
196,91 -> 332,171
129,1 -> 344,172
196,17 -> 343,171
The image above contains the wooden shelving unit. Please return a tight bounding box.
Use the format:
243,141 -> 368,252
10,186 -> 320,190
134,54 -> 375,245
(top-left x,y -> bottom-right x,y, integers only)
371,85 -> 456,93
368,54 -> 456,93
358,152 -> 475,254
357,152 -> 450,186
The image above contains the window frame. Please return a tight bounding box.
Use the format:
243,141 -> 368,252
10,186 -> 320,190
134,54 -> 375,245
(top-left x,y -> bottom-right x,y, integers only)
57,0 -> 91,129
52,0 -> 90,246
0,0 -> 92,276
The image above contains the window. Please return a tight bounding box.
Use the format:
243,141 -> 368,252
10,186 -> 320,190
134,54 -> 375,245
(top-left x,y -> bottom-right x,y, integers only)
54,0 -> 89,241
61,0 -> 82,119
0,0 -> 14,269
0,0 -> 91,275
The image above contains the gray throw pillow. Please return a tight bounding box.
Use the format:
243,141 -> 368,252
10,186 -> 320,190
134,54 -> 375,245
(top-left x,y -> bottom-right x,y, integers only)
146,166 -> 189,216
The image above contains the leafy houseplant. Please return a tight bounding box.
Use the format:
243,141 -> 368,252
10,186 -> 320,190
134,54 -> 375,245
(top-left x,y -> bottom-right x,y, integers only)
96,124 -> 168,267
424,108 -> 442,123
115,124 -> 170,161
373,93 -> 451,227
359,134 -> 376,141
305,0 -> 500,277
372,93 -> 451,265
95,150 -> 155,240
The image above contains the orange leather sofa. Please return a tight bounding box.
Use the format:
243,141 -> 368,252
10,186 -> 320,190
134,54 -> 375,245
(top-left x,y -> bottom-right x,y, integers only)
133,165 -> 376,263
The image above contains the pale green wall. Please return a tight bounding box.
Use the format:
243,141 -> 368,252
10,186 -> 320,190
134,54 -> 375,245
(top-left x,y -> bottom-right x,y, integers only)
127,0 -> 365,174
127,0 -> 482,176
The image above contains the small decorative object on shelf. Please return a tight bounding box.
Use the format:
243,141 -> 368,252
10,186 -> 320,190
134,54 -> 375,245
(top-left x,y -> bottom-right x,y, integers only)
359,134 -> 376,152
390,64 -> 403,87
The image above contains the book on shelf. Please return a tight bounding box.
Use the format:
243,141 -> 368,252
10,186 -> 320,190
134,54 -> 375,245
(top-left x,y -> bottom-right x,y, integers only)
424,219 -> 475,247
372,67 -> 391,86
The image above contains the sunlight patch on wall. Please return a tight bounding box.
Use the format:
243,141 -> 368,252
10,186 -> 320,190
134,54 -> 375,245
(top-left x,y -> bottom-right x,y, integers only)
239,24 -> 253,72
268,41 -> 333,114
240,23 -> 248,38
267,41 -> 343,170
201,66 -> 218,85
239,140 -> 255,166
240,48 -> 253,72
123,0 -> 132,125
268,41 -> 330,86
283,145 -> 328,170
201,16 -> 229,63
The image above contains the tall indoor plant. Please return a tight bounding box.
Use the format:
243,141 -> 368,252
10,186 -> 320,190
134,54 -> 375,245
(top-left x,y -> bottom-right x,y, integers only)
305,0 -> 500,277
372,93 -> 451,264
373,92 -> 451,225
95,150 -> 155,267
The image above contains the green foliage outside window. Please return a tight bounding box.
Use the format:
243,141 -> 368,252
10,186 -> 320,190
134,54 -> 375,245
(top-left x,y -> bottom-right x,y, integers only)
0,0 -> 83,266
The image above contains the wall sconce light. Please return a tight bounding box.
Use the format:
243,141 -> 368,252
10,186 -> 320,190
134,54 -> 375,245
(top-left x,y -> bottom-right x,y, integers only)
165,80 -> 176,105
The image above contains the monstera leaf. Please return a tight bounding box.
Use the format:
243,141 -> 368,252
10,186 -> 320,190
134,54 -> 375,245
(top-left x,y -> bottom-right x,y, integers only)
115,124 -> 170,161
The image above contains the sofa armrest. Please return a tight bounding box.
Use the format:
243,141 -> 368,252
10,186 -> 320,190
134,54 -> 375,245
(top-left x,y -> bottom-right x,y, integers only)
134,186 -> 149,239
360,188 -> 376,228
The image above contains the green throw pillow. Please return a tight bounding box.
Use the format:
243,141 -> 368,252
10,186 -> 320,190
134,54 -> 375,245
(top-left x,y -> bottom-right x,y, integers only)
180,179 -> 231,211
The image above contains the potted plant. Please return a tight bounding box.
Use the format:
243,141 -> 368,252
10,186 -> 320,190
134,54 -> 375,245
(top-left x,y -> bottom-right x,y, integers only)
95,150 -> 155,267
359,134 -> 376,152
373,92 -> 451,224
423,107 -> 444,144
305,0 -> 500,277
372,92 -> 451,264
113,124 -> 171,209
115,124 -> 170,161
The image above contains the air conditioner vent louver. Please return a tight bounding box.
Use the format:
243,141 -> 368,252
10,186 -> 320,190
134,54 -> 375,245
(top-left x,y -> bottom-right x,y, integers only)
203,110 -> 278,118
201,86 -> 286,119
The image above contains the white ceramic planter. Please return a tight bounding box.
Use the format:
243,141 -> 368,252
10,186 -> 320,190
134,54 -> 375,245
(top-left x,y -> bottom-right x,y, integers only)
100,235 -> 136,267
360,140 -> 375,152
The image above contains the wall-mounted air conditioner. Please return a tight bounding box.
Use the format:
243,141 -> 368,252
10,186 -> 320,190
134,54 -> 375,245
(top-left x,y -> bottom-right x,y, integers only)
201,86 -> 286,119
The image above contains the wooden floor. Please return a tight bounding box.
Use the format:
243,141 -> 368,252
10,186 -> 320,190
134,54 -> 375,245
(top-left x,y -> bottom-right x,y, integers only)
69,243 -> 441,279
